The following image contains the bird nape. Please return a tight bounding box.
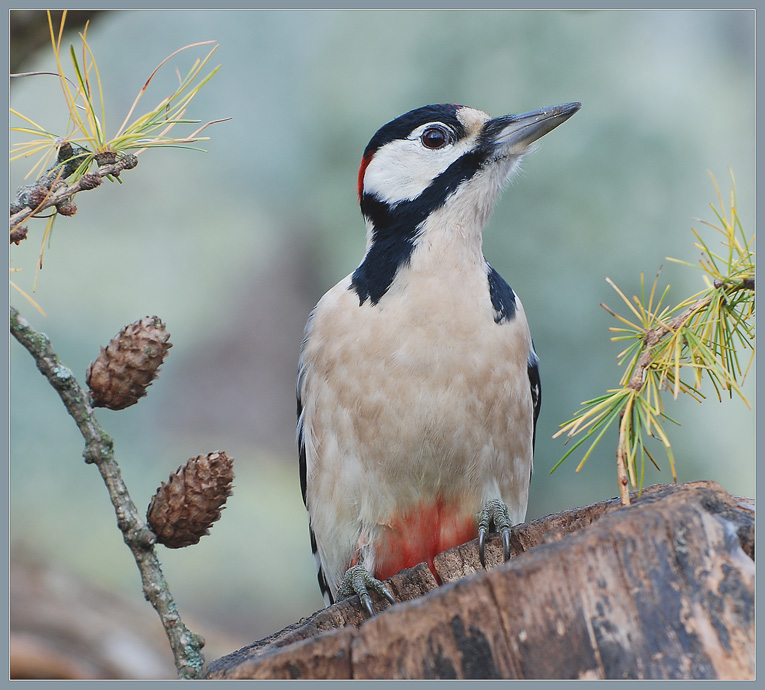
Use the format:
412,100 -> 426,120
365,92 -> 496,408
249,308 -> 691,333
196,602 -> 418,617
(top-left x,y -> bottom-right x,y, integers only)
297,101 -> 580,616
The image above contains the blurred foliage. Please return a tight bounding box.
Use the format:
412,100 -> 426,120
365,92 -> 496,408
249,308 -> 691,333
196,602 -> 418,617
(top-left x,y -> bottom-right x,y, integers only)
10,10 -> 101,73
9,10 -> 754,650
554,171 -> 754,501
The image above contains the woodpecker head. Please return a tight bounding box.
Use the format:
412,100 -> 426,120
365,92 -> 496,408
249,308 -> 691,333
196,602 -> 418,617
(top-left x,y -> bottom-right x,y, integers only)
351,102 -> 580,305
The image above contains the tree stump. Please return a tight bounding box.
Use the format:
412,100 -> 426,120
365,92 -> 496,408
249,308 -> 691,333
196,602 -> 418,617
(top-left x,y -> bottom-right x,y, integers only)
206,481 -> 754,680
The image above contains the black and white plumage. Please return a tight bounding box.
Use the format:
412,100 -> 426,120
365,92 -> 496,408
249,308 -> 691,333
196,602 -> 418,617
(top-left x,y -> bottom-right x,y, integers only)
297,101 -> 579,613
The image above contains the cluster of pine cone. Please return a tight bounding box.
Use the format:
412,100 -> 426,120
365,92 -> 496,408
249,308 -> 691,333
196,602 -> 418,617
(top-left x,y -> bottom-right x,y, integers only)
86,316 -> 234,549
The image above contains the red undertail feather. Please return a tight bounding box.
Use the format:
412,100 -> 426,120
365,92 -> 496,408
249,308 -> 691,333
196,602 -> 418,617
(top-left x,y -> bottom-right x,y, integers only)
373,498 -> 477,583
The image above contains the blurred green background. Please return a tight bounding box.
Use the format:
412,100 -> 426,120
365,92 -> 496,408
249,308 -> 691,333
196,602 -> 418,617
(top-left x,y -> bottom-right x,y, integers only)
10,9 -> 754,656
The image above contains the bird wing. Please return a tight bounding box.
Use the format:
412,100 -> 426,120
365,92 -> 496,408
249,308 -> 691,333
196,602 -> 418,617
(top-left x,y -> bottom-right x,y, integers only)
297,309 -> 336,604
528,347 -> 541,454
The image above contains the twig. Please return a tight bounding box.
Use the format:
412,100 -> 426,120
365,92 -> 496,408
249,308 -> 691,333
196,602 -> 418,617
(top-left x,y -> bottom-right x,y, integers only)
10,306 -> 205,679
615,428 -> 632,507
612,278 -> 753,506
623,278 -> 754,392
9,154 -> 138,233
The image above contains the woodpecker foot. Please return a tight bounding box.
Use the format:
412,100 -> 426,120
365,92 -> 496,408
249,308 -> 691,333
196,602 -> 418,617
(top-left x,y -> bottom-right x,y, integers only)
478,498 -> 513,567
336,564 -> 396,617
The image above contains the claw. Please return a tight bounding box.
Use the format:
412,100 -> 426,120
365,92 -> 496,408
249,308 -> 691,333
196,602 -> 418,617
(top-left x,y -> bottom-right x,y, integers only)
478,526 -> 488,567
380,584 -> 397,606
336,564 -> 395,616
477,498 -> 514,568
359,591 -> 376,618
502,527 -> 511,561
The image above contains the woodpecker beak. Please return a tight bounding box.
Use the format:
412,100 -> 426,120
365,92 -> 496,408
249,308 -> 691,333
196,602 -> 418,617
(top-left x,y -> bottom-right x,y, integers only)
484,101 -> 581,155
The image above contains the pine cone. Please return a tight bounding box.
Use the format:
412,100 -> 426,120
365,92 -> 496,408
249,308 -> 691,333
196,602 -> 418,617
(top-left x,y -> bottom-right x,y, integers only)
147,451 -> 235,549
86,316 -> 172,410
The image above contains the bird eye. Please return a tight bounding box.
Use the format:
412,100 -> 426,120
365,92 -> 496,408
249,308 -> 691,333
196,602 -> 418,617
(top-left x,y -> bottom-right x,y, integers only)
421,126 -> 450,150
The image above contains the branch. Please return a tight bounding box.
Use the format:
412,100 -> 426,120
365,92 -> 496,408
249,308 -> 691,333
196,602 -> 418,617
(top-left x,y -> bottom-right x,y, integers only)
9,153 -> 138,234
9,306 -> 205,679
620,277 -> 754,392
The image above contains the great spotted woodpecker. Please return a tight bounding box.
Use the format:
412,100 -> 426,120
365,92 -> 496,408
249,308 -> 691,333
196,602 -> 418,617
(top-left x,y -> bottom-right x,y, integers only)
297,101 -> 580,615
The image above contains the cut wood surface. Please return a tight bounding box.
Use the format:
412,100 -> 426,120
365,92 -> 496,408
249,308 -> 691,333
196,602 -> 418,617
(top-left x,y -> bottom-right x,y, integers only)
206,481 -> 754,680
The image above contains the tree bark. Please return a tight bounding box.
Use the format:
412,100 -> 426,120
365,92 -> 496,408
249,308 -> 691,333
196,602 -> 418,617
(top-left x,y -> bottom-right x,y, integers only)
206,481 -> 754,680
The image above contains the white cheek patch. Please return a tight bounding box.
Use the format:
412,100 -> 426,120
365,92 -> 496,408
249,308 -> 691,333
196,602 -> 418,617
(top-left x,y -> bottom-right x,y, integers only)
363,133 -> 477,207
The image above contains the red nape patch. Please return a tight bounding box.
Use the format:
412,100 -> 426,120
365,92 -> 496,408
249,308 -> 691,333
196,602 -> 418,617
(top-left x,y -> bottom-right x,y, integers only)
373,499 -> 478,584
357,152 -> 373,201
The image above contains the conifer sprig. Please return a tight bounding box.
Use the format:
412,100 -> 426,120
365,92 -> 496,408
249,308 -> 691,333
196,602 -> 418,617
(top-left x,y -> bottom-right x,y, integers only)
554,171 -> 754,506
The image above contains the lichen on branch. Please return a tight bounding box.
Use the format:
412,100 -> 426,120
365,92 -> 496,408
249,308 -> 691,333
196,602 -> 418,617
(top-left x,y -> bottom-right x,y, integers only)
9,151 -> 137,234
9,306 -> 205,679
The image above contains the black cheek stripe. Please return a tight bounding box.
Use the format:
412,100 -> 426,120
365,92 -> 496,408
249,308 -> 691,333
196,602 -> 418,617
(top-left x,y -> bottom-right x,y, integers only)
351,150 -> 487,306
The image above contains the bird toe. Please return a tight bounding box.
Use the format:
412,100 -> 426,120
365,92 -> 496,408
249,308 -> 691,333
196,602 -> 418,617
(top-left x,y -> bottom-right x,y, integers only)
336,564 -> 396,616
477,498 -> 514,567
